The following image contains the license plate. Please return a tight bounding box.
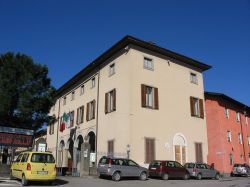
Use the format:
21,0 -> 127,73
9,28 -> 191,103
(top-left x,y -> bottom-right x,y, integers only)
37,171 -> 48,175
150,168 -> 156,170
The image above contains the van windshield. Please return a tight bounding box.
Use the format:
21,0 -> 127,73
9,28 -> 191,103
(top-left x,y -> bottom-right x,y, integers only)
31,153 -> 55,163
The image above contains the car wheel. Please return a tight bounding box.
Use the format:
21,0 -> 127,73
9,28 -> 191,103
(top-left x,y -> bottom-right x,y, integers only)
197,173 -> 202,180
139,172 -> 147,181
230,172 -> 235,177
215,173 -> 220,180
162,173 -> 169,180
112,172 -> 121,181
21,174 -> 28,186
183,173 -> 190,180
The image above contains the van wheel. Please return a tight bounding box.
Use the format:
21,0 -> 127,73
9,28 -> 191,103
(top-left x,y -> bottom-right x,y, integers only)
112,172 -> 121,181
197,173 -> 202,180
215,173 -> 220,180
139,172 -> 147,181
162,173 -> 169,180
21,174 -> 28,186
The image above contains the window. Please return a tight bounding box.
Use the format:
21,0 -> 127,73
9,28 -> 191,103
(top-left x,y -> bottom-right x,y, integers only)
63,96 -> 66,105
91,77 -> 95,88
248,136 -> 250,146
238,133 -> 243,144
143,57 -> 154,70
86,100 -> 95,121
71,91 -> 75,101
141,84 -> 159,109
190,97 -> 204,118
190,73 -> 198,84
236,112 -> 240,122
21,154 -> 29,162
127,160 -> 138,166
227,131 -> 232,142
105,89 -> 116,114
31,153 -> 55,163
195,142 -> 203,163
175,161 -> 183,168
229,153 -> 234,165
49,123 -> 54,135
108,140 -> 114,157
145,138 -> 155,163
70,111 -> 74,127
225,108 -> 229,118
109,63 -> 115,76
80,85 -> 84,95
15,154 -> 23,162
76,106 -> 84,124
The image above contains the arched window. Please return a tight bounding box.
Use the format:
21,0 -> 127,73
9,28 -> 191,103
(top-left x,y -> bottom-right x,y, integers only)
173,133 -> 187,165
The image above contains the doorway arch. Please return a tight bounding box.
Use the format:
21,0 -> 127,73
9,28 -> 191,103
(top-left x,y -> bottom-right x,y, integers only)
173,133 -> 187,165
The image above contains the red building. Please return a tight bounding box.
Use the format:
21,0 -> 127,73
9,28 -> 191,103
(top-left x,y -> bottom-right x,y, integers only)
205,92 -> 250,174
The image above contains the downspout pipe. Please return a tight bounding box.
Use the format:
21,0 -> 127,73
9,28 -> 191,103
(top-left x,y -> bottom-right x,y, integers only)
55,97 -> 61,166
95,67 -> 100,166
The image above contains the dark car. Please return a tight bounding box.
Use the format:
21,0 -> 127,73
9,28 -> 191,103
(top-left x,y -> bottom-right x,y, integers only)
231,163 -> 250,177
184,163 -> 220,180
148,160 -> 190,180
97,156 -> 148,181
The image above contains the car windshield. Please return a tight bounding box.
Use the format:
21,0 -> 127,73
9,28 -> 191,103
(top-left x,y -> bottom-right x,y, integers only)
184,163 -> 195,168
150,161 -> 161,168
31,153 -> 55,163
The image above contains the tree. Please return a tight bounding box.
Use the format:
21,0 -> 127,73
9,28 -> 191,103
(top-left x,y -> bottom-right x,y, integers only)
0,52 -> 56,130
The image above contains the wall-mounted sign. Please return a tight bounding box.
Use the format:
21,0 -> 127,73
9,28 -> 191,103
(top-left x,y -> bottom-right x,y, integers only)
38,143 -> 46,152
90,153 -> 96,162
83,149 -> 88,158
0,132 -> 33,147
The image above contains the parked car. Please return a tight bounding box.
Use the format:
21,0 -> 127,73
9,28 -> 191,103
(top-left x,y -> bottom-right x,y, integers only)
10,151 -> 56,186
148,160 -> 190,180
184,163 -> 220,180
231,163 -> 250,177
97,156 -> 148,181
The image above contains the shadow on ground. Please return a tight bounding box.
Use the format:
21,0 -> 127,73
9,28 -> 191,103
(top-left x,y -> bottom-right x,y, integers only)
15,179 -> 68,186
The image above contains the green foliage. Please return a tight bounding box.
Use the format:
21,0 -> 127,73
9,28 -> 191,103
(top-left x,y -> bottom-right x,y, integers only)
0,52 -> 56,130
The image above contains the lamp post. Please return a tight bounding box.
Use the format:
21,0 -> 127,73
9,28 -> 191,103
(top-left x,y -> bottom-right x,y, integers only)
126,144 -> 130,159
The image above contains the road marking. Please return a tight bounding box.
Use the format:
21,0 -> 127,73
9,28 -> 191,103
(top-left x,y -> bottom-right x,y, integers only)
0,179 -> 21,186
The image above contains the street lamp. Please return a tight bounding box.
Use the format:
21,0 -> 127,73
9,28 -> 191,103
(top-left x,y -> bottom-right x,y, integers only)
126,144 -> 130,159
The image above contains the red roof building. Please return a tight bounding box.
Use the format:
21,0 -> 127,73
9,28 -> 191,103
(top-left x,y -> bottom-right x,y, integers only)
205,92 -> 250,174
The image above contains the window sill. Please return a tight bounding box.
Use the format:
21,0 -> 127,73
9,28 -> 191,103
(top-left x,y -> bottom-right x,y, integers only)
190,81 -> 198,85
143,67 -> 154,71
105,110 -> 116,114
191,115 -> 203,119
87,118 -> 95,121
108,73 -> 115,77
142,106 -> 158,110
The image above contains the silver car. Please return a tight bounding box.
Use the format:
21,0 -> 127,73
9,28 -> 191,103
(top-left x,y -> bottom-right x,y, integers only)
231,163 -> 250,177
97,156 -> 148,181
184,163 -> 220,180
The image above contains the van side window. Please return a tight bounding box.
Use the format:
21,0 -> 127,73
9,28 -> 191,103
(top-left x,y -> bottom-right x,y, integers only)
167,161 -> 175,167
175,162 -> 183,168
21,154 -> 29,162
15,154 -> 23,162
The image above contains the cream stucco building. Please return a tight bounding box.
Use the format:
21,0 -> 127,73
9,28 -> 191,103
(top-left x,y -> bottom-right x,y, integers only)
47,35 -> 211,175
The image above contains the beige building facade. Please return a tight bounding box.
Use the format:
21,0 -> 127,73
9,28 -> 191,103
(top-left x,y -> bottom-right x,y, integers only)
47,36 -> 211,175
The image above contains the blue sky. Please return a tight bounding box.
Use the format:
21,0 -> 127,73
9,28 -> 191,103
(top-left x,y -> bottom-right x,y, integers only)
0,0 -> 249,105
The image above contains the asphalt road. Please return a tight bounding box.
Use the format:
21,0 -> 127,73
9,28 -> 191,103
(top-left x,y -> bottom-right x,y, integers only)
1,176 -> 250,187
